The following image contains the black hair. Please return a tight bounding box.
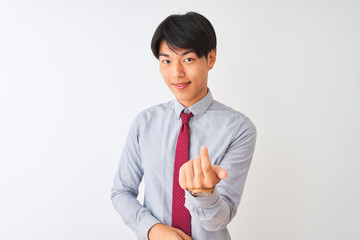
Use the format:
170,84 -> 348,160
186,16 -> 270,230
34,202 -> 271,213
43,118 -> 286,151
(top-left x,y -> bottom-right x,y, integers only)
151,11 -> 217,59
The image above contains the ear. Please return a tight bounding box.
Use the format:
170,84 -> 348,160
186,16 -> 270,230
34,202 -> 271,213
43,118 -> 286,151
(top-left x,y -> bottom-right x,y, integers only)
207,49 -> 217,70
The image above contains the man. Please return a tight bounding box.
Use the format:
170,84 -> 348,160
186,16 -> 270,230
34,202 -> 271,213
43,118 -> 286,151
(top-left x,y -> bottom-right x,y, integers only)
111,12 -> 257,240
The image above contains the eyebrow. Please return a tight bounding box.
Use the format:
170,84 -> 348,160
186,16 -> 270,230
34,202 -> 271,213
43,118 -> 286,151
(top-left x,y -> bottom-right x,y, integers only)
159,50 -> 196,58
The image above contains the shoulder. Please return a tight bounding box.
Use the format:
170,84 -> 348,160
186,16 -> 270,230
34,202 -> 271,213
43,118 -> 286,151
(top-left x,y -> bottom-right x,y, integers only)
210,100 -> 255,124
210,100 -> 246,118
209,100 -> 257,135
131,100 -> 173,127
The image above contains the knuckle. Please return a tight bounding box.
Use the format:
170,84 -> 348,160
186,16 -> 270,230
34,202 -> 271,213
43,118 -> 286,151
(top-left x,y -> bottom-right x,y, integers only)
202,180 -> 211,188
209,178 -> 220,187
185,162 -> 193,170
203,167 -> 213,174
195,170 -> 202,178
179,181 -> 186,189
186,179 -> 194,189
194,179 -> 203,189
204,176 -> 218,187
205,183 -> 214,188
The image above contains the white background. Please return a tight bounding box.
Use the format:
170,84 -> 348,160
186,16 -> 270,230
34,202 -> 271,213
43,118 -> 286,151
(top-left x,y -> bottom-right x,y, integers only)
0,0 -> 359,239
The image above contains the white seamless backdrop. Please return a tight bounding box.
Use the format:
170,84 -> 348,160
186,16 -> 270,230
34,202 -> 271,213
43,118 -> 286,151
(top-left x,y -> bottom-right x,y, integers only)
0,0 -> 359,239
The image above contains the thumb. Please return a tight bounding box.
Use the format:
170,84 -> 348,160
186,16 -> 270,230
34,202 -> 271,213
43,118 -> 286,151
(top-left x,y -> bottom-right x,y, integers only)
175,229 -> 192,240
212,165 -> 228,180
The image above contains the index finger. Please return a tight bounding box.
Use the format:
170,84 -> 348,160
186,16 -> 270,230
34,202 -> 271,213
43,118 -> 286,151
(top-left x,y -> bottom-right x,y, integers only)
200,145 -> 212,172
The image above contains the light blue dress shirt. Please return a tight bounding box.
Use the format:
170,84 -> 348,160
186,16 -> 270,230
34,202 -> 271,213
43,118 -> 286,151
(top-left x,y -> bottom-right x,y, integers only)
111,89 -> 257,240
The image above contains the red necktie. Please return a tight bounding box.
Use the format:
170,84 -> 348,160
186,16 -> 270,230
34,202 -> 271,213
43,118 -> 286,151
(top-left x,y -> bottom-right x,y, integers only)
172,112 -> 193,236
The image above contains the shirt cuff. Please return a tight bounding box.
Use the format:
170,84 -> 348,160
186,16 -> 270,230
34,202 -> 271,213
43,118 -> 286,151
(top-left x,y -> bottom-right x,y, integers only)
184,187 -> 221,212
138,214 -> 161,240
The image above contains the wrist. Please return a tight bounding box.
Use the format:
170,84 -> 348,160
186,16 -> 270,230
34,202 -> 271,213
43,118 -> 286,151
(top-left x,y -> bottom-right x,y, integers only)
185,187 -> 220,209
189,187 -> 214,197
148,223 -> 161,239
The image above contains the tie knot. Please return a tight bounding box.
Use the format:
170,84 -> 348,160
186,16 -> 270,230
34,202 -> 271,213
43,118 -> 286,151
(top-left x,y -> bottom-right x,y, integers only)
180,112 -> 193,124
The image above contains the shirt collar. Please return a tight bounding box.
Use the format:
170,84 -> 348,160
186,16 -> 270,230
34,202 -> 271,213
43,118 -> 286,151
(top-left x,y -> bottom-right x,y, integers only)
173,88 -> 214,119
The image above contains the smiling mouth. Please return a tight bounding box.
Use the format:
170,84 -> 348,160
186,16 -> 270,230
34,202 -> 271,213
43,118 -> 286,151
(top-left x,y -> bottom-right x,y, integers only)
172,81 -> 191,90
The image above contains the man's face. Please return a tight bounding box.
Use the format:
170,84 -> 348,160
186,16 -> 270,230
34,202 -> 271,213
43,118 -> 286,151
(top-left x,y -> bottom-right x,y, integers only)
158,41 -> 216,107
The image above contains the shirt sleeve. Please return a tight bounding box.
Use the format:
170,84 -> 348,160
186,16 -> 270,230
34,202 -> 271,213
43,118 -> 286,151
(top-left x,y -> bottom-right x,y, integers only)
111,114 -> 160,240
184,117 -> 257,231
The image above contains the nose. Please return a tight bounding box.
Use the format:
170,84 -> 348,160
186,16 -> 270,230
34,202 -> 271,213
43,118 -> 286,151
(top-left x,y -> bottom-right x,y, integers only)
172,61 -> 185,79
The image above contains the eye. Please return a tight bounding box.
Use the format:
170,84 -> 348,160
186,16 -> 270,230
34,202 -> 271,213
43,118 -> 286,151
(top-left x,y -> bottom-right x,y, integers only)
162,59 -> 170,64
184,58 -> 194,62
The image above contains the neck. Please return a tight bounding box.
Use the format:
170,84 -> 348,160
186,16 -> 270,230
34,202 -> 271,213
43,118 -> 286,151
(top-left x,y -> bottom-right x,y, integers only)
179,88 -> 208,108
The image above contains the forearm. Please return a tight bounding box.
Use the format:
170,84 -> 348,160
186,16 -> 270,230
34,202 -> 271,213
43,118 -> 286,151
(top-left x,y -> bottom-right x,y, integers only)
111,185 -> 160,239
184,118 -> 257,231
111,114 -> 161,239
184,187 -> 233,231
